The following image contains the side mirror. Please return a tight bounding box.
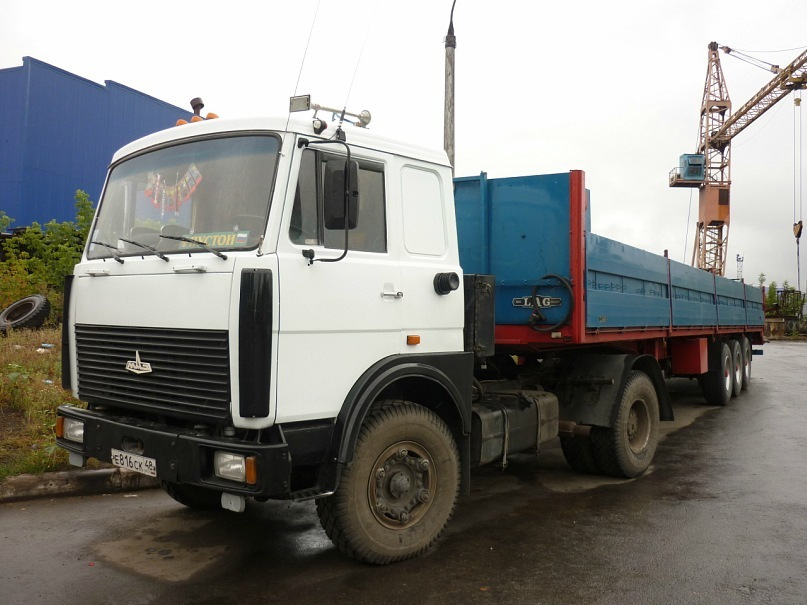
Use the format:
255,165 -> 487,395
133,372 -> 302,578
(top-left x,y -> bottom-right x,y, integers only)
324,159 -> 359,230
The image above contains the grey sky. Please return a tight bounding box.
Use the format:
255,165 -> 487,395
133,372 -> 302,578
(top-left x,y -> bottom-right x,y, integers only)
2,0 -> 806,288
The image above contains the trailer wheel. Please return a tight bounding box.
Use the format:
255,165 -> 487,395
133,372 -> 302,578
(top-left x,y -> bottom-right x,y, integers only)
161,481 -> 222,510
0,295 -> 51,334
728,340 -> 742,397
702,342 -> 732,406
316,401 -> 460,565
591,371 -> 659,478
559,434 -> 601,475
740,336 -> 752,390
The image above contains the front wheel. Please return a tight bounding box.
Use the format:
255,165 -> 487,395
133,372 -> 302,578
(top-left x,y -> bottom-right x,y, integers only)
591,371 -> 660,478
316,401 -> 460,565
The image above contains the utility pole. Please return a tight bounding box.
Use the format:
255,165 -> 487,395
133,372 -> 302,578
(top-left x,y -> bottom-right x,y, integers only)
444,0 -> 456,174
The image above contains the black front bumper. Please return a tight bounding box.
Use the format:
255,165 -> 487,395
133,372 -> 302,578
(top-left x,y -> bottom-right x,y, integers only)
57,405 -> 291,498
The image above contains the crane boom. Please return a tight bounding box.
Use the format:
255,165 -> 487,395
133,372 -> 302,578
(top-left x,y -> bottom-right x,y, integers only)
712,47 -> 807,145
672,42 -> 807,276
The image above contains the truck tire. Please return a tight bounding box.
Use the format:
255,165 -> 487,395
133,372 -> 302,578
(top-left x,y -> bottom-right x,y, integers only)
0,295 -> 50,334
702,342 -> 732,406
559,434 -> 601,475
591,371 -> 659,478
316,401 -> 460,565
740,336 -> 752,391
728,340 -> 742,397
161,481 -> 222,510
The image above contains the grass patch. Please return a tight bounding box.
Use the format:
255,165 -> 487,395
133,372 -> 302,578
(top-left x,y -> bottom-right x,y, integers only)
0,327 -> 84,482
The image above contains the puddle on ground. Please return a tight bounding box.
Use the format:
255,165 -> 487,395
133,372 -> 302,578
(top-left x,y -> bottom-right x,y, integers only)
94,516 -> 230,582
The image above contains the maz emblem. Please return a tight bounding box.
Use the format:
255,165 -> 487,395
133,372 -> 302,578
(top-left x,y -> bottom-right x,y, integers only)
125,351 -> 153,374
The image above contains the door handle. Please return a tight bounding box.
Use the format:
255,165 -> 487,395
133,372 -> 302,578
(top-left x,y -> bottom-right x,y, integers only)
381,291 -> 404,298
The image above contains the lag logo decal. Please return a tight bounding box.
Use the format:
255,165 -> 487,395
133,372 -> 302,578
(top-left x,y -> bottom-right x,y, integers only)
125,351 -> 153,374
512,295 -> 562,309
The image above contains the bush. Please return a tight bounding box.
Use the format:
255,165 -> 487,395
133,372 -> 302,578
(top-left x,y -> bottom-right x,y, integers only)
0,190 -> 94,321
0,327 -> 75,480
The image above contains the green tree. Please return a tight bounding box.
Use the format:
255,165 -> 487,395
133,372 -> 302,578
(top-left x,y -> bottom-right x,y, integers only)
0,190 -> 94,319
758,273 -> 766,289
765,280 -> 778,315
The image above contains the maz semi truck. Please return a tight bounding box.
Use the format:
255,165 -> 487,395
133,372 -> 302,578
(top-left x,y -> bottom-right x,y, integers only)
57,108 -> 764,564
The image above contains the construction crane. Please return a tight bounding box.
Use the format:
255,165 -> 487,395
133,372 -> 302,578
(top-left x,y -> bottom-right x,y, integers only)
670,41 -> 807,275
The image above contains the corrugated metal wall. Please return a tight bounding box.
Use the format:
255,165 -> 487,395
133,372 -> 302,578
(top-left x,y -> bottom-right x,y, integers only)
0,57 -> 191,228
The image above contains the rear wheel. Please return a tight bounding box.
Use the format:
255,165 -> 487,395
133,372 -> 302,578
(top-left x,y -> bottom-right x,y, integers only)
740,336 -> 752,390
560,434 -> 601,475
591,371 -> 659,478
728,339 -> 742,397
702,342 -> 732,406
161,481 -> 221,510
316,401 -> 460,565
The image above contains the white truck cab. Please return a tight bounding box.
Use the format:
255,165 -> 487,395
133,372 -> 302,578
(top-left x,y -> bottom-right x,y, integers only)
58,113 -> 481,563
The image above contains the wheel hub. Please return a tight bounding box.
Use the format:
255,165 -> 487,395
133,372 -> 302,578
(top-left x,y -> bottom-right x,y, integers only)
627,400 -> 650,454
368,441 -> 435,529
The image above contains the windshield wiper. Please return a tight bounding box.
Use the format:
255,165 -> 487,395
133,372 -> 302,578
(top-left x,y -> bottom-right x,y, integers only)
118,237 -> 169,262
159,234 -> 228,260
90,240 -> 124,264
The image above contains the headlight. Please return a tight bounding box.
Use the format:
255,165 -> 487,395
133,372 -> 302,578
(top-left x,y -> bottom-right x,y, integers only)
214,451 -> 257,484
58,417 -> 85,443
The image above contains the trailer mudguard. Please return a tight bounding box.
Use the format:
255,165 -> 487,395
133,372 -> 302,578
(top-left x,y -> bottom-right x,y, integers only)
319,352 -> 474,496
554,353 -> 673,428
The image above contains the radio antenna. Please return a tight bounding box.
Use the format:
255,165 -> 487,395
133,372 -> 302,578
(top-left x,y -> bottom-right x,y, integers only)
287,0 -> 322,130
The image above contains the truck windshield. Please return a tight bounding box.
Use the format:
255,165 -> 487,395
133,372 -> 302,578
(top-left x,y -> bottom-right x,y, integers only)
88,134 -> 280,260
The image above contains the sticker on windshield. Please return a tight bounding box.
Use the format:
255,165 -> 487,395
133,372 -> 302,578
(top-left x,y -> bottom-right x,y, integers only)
179,232 -> 250,247
144,163 -> 202,212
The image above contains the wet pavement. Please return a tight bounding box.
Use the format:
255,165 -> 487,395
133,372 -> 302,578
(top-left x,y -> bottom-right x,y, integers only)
2,342 -> 806,604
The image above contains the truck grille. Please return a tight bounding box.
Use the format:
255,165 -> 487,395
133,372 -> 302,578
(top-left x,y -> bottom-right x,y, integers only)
75,324 -> 231,422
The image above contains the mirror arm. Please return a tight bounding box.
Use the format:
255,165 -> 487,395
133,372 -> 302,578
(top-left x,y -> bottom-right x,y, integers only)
296,137 -> 352,265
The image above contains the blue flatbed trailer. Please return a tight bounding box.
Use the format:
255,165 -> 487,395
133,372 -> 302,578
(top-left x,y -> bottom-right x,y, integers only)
455,170 -> 764,408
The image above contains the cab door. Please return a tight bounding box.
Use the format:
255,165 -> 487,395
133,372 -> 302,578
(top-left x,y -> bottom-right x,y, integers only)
274,146 -> 401,424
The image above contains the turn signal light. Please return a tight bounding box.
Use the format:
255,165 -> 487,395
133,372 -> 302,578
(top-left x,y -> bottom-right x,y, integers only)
407,335 -> 421,346
245,456 -> 258,485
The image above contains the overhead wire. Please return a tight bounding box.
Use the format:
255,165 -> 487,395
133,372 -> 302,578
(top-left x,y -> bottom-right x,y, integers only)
344,0 -> 381,110
729,45 -> 807,54
684,188 -> 693,263
285,0 -> 322,131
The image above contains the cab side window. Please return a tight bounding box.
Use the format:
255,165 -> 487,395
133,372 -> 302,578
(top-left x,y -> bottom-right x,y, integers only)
290,149 -> 386,253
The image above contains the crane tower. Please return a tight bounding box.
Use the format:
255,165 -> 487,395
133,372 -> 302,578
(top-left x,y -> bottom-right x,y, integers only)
670,42 -> 807,275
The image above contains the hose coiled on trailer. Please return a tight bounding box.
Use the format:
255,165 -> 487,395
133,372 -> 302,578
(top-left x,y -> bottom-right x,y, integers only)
528,273 -> 574,332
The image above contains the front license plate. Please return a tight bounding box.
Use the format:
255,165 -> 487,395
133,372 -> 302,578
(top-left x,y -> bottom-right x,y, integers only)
110,448 -> 157,477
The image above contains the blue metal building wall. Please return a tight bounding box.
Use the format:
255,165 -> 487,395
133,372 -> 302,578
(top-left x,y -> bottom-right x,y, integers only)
0,65 -> 26,219
0,57 -> 191,228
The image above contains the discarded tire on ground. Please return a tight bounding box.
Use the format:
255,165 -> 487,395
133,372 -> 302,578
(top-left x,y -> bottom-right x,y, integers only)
0,295 -> 51,334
